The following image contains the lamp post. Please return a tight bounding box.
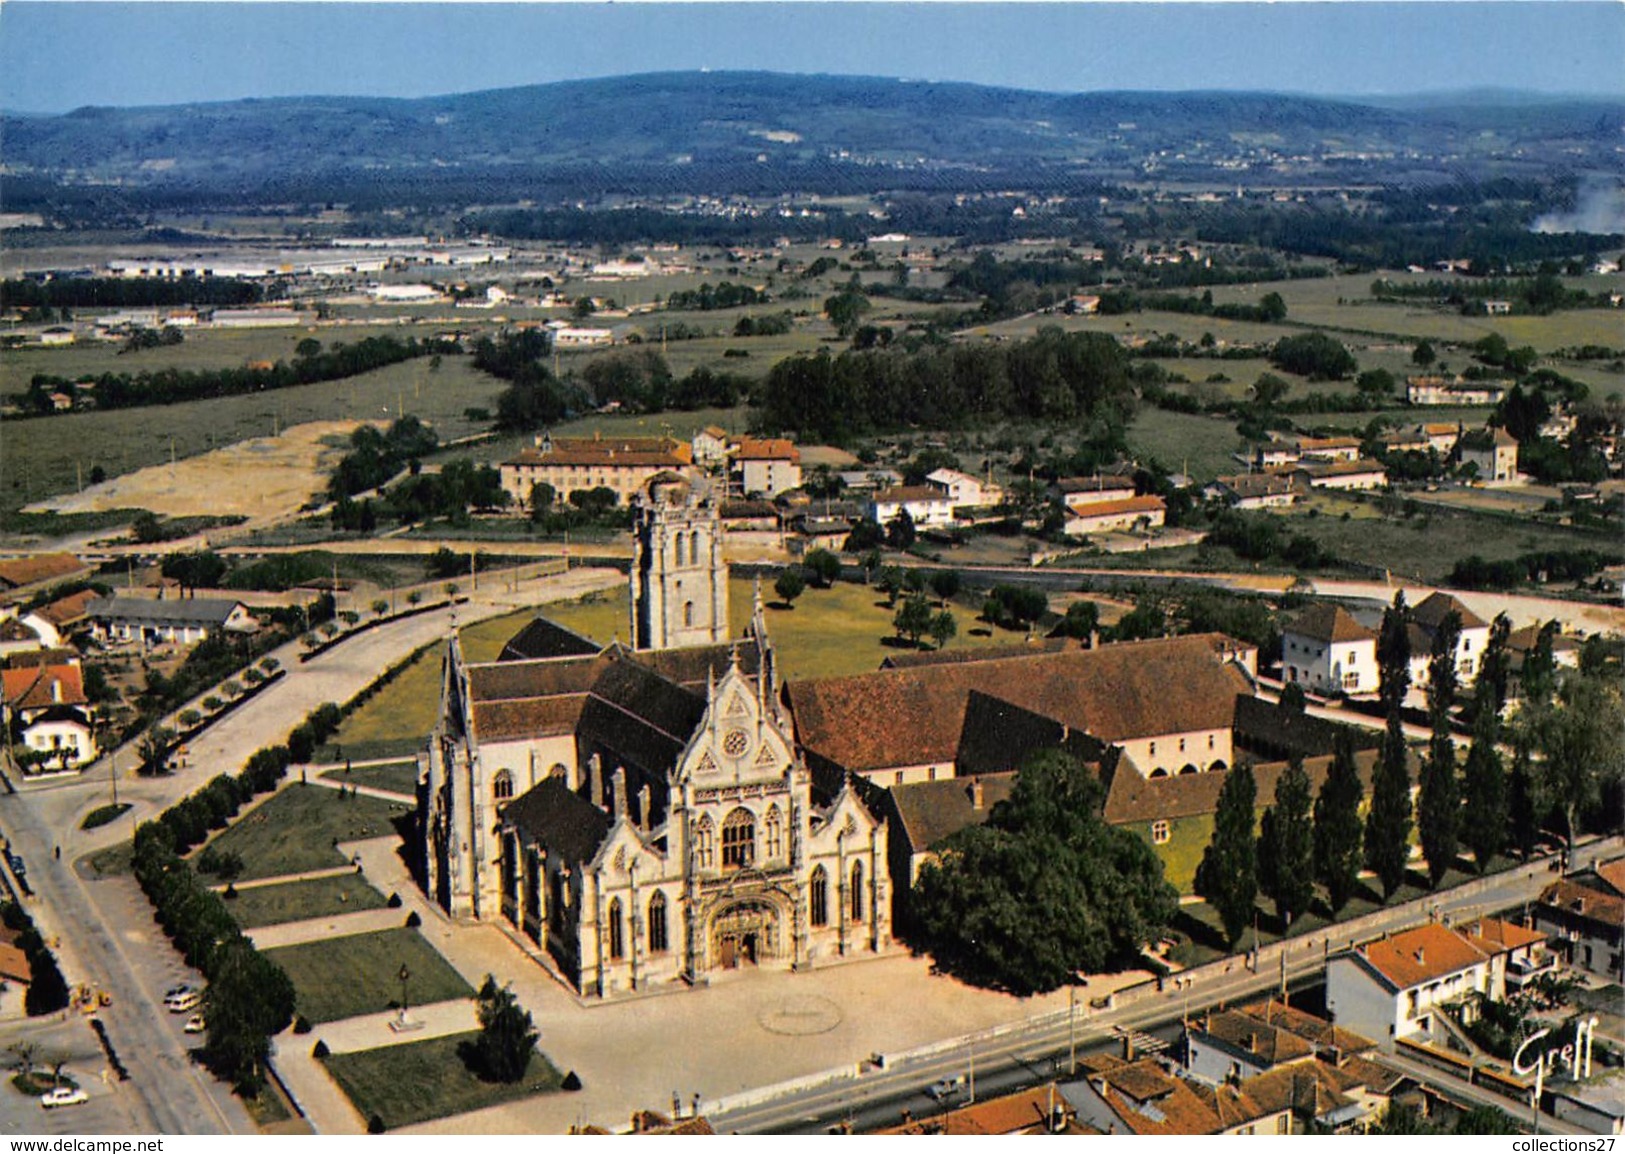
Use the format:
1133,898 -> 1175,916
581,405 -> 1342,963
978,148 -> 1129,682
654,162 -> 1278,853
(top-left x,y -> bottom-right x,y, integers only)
398,964 -> 411,1024
1068,986 -> 1078,1076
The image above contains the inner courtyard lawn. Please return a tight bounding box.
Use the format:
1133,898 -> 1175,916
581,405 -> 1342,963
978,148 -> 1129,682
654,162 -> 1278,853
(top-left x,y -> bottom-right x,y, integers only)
319,761 -> 421,797
264,926 -> 473,1024
198,784 -> 412,881
321,1031 -> 562,1131
224,873 -> 389,929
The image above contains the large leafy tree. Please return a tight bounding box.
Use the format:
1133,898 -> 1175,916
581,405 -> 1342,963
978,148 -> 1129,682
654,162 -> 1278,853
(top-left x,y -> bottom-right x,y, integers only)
1460,699 -> 1507,873
1195,763 -> 1258,947
470,975 -> 538,1084
1418,612 -> 1463,887
204,940 -> 296,1095
909,750 -> 1178,995
1258,759 -> 1314,928
1508,737 -> 1542,860
1314,730 -> 1366,915
1527,669 -> 1625,856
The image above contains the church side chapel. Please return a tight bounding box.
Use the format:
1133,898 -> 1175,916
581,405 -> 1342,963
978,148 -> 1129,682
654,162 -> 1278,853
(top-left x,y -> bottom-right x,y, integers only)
422,473 -> 891,998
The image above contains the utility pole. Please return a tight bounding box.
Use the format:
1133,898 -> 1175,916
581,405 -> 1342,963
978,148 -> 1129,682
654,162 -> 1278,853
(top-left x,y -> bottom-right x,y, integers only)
1068,986 -> 1078,1075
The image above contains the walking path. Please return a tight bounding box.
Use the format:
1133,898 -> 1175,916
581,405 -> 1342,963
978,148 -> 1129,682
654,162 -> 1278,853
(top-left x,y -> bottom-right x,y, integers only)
221,865 -> 356,893
314,1000 -> 480,1056
305,775 -> 414,805
249,907 -> 407,951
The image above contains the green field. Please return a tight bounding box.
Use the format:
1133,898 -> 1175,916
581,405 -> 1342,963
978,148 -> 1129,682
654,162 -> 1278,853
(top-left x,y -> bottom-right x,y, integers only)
321,1030 -> 562,1131
1126,407 -> 1246,481
264,926 -> 473,1024
199,785 -> 412,881
320,761 -> 421,796
329,609 -> 535,750
0,351 -> 505,520
226,873 -> 389,929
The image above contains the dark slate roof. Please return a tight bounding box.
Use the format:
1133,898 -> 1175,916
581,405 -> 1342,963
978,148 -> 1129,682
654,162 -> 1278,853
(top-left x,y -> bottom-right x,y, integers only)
467,655 -> 606,702
630,642 -> 761,693
498,617 -> 602,663
1286,603 -> 1375,644
888,772 -> 1018,854
503,777 -> 612,864
1102,747 -> 1389,826
86,596 -> 246,624
1233,696 -> 1381,762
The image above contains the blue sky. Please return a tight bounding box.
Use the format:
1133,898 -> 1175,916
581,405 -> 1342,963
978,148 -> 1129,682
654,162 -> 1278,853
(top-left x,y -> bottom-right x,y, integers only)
2,2 -> 1620,113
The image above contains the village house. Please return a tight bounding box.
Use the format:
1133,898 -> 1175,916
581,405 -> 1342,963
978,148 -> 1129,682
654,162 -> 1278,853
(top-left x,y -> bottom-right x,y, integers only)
1406,377 -> 1509,407
879,1084 -> 1085,1134
1063,495 -> 1167,537
1406,592 -> 1489,688
1289,458 -> 1389,492
866,486 -> 956,529
0,553 -> 89,605
86,594 -> 256,647
1457,427 -> 1519,483
1293,436 -> 1363,464
1281,604 -> 1378,695
1066,1053 -> 1292,1136
731,437 -> 802,498
1325,918 -> 1548,1045
499,432 -> 696,508
1535,861 -> 1625,983
2,662 -> 96,769
1057,474 -> 1139,512
0,608 -> 63,660
925,468 -> 1004,512
1206,472 -> 1299,510
690,426 -> 732,468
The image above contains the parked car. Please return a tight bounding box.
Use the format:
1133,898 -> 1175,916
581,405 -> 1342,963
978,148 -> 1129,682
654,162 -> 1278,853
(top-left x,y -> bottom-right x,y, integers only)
164,984 -> 194,999
183,1014 -> 207,1034
926,1077 -> 966,1102
166,991 -> 202,1013
40,1087 -> 88,1109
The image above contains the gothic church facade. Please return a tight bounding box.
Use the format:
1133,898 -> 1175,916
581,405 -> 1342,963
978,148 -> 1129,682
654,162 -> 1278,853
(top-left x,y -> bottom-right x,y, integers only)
422,475 -> 890,998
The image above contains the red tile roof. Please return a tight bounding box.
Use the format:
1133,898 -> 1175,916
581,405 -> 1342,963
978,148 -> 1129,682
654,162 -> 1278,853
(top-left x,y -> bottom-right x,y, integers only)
1286,604 -> 1376,644
504,435 -> 691,469
1355,923 -> 1490,990
1462,916 -> 1546,954
35,589 -> 97,628
1,663 -> 87,711
872,486 -> 951,504
0,553 -> 85,590
1065,495 -> 1167,520
1595,859 -> 1625,897
788,634 -> 1251,774
733,437 -> 801,463
1539,879 -> 1625,928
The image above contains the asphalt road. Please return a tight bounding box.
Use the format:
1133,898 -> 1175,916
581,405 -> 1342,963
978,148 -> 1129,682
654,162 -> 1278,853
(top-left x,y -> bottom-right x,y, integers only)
711,844 -> 1614,1135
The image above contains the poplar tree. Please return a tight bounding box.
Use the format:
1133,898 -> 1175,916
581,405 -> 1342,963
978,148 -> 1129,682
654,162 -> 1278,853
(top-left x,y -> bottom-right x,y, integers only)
1259,759 -> 1314,927
1314,730 -> 1365,914
1418,613 -> 1462,887
1367,592 -> 1415,900
1460,697 -> 1507,873
1195,763 -> 1258,948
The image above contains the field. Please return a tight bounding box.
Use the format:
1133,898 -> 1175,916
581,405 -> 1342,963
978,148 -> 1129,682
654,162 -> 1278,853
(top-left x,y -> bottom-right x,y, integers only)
225,873 -> 389,929
328,610 -> 536,751
320,761 -> 421,796
199,785 -> 412,881
321,1031 -> 562,1131
1126,407 -> 1246,481
27,419 -> 363,523
0,350 -> 505,521
263,926 -> 474,1024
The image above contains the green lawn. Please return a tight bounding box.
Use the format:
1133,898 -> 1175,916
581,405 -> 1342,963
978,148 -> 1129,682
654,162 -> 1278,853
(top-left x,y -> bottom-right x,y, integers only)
199,785 -> 412,881
265,927 -> 474,1024
320,761 -> 421,796
225,873 -> 389,929
1127,407 -> 1246,481
330,610 -> 535,750
321,1030 -> 562,1131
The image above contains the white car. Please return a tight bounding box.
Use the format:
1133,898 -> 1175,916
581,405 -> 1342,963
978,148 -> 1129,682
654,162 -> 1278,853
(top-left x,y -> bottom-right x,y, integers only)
926,1077 -> 965,1102
184,1014 -> 207,1034
166,991 -> 202,1013
40,1087 -> 89,1109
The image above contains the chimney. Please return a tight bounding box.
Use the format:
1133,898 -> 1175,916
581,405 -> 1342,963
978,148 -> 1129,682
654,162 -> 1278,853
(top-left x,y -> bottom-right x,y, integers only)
638,784 -> 651,832
612,766 -> 628,819
969,777 -> 984,810
51,678 -> 62,704
1123,1034 -> 1134,1061
1414,947 -> 1424,964
588,754 -> 603,807
1088,629 -> 1099,650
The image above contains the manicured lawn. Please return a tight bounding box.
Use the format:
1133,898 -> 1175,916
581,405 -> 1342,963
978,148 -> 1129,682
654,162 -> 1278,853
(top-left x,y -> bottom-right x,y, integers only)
321,1030 -> 562,1131
329,611 -> 534,750
200,785 -> 412,881
225,873 -> 389,930
546,576 -> 1023,682
265,927 -> 474,1024
83,841 -> 134,877
320,761 -> 421,797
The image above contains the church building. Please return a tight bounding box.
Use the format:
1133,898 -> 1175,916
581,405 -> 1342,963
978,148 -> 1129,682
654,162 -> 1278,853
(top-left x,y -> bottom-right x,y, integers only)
422,474 -> 891,998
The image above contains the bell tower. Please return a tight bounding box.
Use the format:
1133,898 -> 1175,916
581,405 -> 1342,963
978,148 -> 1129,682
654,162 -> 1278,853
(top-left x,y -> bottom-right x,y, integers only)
630,473 -> 728,651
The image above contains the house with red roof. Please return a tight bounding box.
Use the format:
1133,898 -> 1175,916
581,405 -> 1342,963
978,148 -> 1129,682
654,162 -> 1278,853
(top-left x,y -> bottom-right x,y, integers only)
1,662 -> 96,769
1326,918 -> 1548,1046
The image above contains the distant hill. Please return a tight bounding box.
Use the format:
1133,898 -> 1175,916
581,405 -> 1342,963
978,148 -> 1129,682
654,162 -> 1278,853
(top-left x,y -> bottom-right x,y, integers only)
3,71 -> 1619,183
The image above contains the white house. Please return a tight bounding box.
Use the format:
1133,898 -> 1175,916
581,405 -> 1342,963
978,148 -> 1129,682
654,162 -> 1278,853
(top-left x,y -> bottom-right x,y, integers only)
0,609 -> 63,660
1281,604 -> 1378,695
1291,459 -> 1388,492
1408,592 -> 1489,688
1294,436 -> 1363,463
732,438 -> 802,498
1058,475 -> 1138,512
691,426 -> 732,468
1406,377 -> 1509,407
867,486 -> 955,529
87,596 -> 257,647
551,326 -> 615,348
1063,495 -> 1167,537
926,468 -> 1004,511
1458,427 -> 1519,483
1207,473 -> 1299,510
2,663 -> 96,768
1326,918 -> 1547,1045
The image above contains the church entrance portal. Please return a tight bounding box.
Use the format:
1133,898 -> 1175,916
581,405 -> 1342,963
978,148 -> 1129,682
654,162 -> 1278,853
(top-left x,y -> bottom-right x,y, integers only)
711,900 -> 779,970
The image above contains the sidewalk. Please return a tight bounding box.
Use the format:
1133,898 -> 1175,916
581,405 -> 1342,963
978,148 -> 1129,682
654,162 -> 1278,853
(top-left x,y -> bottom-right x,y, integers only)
314,999 -> 480,1056
249,906 -> 407,951
305,775 -> 414,804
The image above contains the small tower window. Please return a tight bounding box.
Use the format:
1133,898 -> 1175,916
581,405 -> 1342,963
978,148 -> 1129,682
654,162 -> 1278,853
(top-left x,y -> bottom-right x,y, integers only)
492,770 -> 514,801
850,861 -> 865,923
722,807 -> 756,870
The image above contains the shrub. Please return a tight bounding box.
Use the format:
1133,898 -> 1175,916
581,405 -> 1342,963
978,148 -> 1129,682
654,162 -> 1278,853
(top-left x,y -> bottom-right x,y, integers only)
293,1015 -> 312,1035
313,1040 -> 330,1058
386,893 -> 403,909
368,1114 -> 386,1134
405,911 -> 421,928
